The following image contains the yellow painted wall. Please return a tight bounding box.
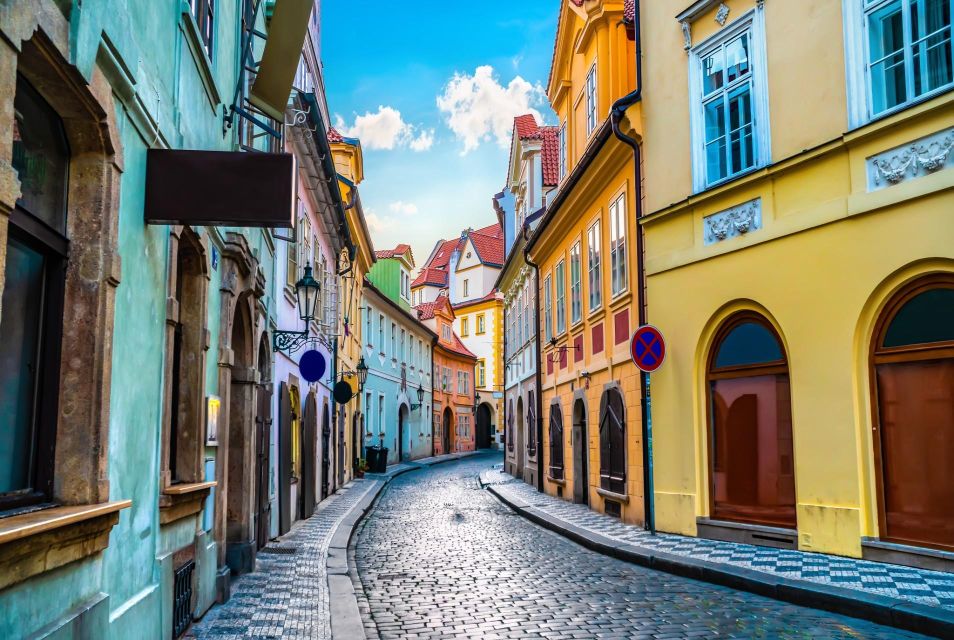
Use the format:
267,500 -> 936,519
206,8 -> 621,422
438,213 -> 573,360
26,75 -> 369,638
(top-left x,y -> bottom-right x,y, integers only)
639,0 -> 954,559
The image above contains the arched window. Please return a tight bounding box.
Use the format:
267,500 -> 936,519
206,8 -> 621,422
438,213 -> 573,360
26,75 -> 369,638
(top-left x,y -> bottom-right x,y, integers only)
0,75 -> 69,509
871,275 -> 954,551
598,387 -> 626,494
707,312 -> 795,528
549,402 -> 564,480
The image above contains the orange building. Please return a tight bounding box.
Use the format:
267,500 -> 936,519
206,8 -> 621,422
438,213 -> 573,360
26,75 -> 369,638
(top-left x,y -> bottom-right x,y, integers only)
413,297 -> 478,454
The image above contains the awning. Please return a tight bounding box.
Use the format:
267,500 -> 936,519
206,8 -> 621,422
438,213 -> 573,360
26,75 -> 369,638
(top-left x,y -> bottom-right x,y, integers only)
249,0 -> 314,121
144,149 -> 295,228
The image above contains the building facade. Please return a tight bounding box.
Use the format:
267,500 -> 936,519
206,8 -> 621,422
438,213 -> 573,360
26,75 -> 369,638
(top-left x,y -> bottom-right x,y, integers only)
500,114 -> 559,486
368,243 -> 414,312
414,297 -> 478,454
0,0 -> 315,637
638,0 -> 954,568
362,274 -> 436,465
529,0 -> 645,524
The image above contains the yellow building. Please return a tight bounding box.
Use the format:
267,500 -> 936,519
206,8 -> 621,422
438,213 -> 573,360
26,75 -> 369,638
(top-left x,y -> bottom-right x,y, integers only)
528,0 -> 646,524
636,0 -> 954,568
454,292 -> 504,447
329,127 -> 375,485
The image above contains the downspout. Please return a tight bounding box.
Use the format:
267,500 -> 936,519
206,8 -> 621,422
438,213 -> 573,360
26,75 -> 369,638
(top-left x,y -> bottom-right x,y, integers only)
609,0 -> 654,534
522,226 -> 545,493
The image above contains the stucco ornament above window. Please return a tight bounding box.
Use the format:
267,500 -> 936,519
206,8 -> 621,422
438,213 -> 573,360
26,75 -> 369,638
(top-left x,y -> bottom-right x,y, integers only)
678,0 -> 765,51
867,128 -> 954,191
703,198 -> 762,245
715,3 -> 730,25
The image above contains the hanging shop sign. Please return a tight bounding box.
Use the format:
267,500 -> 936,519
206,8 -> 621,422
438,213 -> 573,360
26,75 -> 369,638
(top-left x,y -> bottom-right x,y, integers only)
333,380 -> 354,404
631,325 -> 666,373
299,349 -> 327,384
144,149 -> 295,227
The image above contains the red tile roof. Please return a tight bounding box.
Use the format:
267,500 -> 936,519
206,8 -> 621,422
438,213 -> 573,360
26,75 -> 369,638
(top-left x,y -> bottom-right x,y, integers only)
467,224 -> 504,267
327,126 -> 345,143
453,289 -> 500,310
624,0 -> 635,24
445,332 -> 478,360
413,300 -> 440,320
514,113 -> 542,140
375,243 -> 411,260
541,126 -> 560,187
410,267 -> 448,288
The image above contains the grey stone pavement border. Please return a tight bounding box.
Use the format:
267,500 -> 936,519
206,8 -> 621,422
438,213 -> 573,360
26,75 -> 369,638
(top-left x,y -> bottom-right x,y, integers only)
479,466 -> 954,639
188,450 -> 482,640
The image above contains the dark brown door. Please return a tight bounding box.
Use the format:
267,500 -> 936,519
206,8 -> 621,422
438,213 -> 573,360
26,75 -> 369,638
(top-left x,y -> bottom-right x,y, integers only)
278,383 -> 292,535
872,277 -> 954,551
572,400 -> 588,506
301,393 -> 317,519
321,404 -> 330,500
442,408 -> 452,454
254,385 -> 272,549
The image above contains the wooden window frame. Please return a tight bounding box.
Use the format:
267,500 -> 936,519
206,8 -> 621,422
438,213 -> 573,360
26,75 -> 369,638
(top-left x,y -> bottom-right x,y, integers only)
869,274 -> 954,551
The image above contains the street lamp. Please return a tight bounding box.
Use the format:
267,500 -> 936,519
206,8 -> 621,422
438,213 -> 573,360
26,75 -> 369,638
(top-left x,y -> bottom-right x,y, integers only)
410,384 -> 425,411
356,356 -> 369,391
273,263 -> 322,353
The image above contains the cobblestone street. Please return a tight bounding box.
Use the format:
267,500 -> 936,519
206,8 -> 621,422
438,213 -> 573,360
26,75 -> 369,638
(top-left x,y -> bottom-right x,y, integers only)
354,453 -> 927,639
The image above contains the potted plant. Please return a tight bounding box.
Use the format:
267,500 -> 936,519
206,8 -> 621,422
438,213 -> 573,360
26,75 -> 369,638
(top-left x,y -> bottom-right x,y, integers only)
356,458 -> 369,478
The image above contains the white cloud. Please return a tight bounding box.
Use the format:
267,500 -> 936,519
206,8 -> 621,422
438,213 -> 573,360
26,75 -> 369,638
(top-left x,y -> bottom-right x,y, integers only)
365,212 -> 396,233
335,107 -> 434,153
388,201 -> 419,216
436,65 -> 546,154
409,129 -> 435,152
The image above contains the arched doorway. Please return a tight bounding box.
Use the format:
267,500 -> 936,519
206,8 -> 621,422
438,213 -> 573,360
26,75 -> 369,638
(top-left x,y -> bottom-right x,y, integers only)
707,312 -> 795,529
442,407 -> 452,454
398,404 -> 409,461
227,297 -> 256,573
572,399 -> 588,505
549,401 -> 565,480
515,397 -> 525,477
301,391 -> 317,519
871,276 -> 954,551
320,402 -> 330,500
254,335 -> 272,550
475,403 -> 493,449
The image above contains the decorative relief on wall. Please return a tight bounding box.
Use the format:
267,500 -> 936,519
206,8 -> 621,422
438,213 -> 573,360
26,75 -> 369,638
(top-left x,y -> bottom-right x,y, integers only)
681,21 -> 692,51
703,198 -> 762,246
715,3 -> 730,25
867,127 -> 954,191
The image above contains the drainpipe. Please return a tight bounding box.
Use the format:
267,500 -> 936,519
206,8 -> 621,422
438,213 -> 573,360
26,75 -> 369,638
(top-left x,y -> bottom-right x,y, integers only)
523,228 -> 545,493
609,0 -> 654,534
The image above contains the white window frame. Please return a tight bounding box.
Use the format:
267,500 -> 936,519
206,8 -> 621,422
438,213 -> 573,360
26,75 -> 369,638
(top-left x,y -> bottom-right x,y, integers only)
609,195 -> 629,298
585,62 -> 598,135
688,7 -> 771,193
555,260 -> 566,335
588,219 -> 602,312
844,0 -> 954,128
570,241 -> 582,325
558,121 -> 567,180
544,275 -> 553,342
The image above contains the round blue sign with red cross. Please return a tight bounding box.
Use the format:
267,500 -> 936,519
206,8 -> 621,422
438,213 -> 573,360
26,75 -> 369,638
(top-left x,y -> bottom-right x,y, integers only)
630,325 -> 666,373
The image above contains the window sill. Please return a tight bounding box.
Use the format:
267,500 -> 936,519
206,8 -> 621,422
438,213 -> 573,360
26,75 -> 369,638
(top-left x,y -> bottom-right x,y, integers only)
608,291 -> 632,312
546,474 -> 566,486
595,488 -> 629,504
159,482 -> 215,525
0,500 -> 131,590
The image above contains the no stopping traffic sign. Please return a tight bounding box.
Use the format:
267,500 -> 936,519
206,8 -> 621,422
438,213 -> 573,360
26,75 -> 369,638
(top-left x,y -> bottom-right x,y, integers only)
630,325 -> 666,373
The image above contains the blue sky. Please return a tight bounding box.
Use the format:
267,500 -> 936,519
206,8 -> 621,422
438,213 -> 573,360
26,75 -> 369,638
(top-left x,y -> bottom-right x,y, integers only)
322,1 -> 557,267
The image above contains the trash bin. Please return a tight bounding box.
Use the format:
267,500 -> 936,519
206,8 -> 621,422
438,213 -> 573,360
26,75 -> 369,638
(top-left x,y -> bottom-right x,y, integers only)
364,446 -> 380,473
376,447 -> 389,473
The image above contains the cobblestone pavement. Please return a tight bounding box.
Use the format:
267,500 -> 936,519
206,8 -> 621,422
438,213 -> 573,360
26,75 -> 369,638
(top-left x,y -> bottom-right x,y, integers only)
482,467 -> 954,611
354,452 -> 927,639
190,479 -> 380,639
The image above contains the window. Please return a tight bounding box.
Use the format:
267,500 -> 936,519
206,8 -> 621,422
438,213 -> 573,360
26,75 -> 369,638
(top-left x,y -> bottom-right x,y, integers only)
570,241 -> 582,324
598,388 -> 626,494
189,0 -> 215,56
861,0 -> 954,119
287,205 -> 302,287
870,276 -> 954,550
523,286 -> 531,342
0,76 -> 69,509
364,392 -> 372,441
477,360 -> 486,388
391,322 -> 396,356
378,393 -> 385,438
527,390 -> 537,456
290,386 -> 301,479
609,195 -> 628,297
477,314 -> 486,334
463,279 -> 470,297
558,122 -> 567,180
442,323 -> 452,342
378,314 -> 385,351
400,329 -> 406,362
366,306 -> 373,347
549,402 -> 565,480
410,337 -> 416,367
461,316 -> 470,336
707,312 -> 795,528
585,63 -> 598,134
588,220 -> 602,311
442,366 -> 451,391
690,11 -> 769,189
555,260 -> 566,335
544,275 -> 553,341
507,400 -> 515,452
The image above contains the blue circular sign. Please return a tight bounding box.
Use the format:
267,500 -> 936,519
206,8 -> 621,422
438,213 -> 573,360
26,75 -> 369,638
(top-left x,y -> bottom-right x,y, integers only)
299,349 -> 326,383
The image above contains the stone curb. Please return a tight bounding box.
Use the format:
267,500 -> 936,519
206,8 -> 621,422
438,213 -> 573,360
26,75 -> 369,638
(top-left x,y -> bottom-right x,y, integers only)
327,465 -> 421,640
482,477 -> 954,639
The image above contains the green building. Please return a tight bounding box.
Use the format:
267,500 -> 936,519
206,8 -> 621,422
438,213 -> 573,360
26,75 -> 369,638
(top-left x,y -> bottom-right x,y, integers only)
367,244 -> 415,311
0,0 -> 316,637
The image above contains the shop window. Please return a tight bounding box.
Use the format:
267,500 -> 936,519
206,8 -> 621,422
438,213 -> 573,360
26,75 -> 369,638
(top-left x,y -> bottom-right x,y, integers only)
598,388 -> 626,494
871,275 -> 954,551
707,312 -> 795,528
549,402 -> 564,480
0,75 -> 69,509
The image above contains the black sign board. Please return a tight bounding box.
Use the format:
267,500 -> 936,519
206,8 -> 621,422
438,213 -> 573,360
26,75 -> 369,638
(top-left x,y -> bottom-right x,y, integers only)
144,149 -> 295,228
